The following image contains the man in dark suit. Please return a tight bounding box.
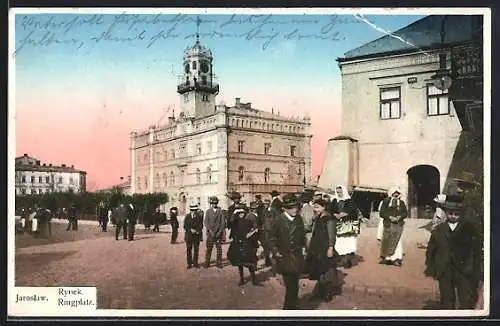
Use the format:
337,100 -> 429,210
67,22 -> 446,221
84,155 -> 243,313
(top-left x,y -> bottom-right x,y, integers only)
260,199 -> 274,267
169,207 -> 179,244
425,193 -> 483,309
227,192 -> 242,240
127,203 -> 137,241
269,193 -> 307,310
270,190 -> 283,213
113,203 -> 129,241
96,201 -> 109,232
204,196 -> 226,268
184,203 -> 204,269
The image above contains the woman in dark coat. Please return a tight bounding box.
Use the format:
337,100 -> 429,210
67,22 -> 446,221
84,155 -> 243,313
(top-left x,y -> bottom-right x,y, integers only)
307,198 -> 338,302
227,203 -> 260,286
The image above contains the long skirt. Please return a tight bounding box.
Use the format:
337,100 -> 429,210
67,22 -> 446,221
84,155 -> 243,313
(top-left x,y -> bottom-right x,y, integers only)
335,235 -> 357,255
376,218 -> 384,241
384,234 -> 404,261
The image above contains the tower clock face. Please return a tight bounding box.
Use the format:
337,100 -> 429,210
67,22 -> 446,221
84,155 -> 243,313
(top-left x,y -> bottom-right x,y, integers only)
200,61 -> 209,73
184,64 -> 190,74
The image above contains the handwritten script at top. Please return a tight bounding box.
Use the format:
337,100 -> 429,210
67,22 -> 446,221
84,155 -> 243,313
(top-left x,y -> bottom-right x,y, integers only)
14,13 -> 362,56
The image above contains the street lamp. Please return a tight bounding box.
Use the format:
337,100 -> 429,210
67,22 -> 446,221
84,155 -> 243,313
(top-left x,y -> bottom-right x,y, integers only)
430,16 -> 452,92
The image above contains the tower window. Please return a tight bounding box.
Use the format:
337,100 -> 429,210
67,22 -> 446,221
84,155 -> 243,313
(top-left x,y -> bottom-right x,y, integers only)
202,94 -> 209,102
184,94 -> 189,103
264,168 -> 271,184
192,61 -> 197,70
201,75 -> 207,85
238,166 -> 245,182
264,142 -> 271,155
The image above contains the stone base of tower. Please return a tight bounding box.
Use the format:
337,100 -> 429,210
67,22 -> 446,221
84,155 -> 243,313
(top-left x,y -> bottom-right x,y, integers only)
318,136 -> 359,190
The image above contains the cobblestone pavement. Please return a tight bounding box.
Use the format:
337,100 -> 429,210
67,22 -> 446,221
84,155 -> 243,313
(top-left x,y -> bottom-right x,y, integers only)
15,220 -> 441,310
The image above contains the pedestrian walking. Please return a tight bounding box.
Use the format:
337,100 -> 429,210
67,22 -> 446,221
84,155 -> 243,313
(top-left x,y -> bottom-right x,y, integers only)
96,201 -> 109,232
379,187 -> 407,266
269,193 -> 307,310
127,203 -> 137,241
424,193 -> 482,309
227,202 -> 260,286
66,204 -> 78,231
307,197 -> 338,302
331,185 -> 359,269
259,199 -> 275,267
184,203 -> 203,269
169,207 -> 179,244
152,208 -> 162,232
203,196 -> 225,268
113,203 -> 129,241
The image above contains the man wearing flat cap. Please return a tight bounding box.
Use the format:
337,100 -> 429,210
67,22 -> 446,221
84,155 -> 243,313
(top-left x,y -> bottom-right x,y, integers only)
424,193 -> 482,309
269,193 -> 307,310
184,203 -> 204,269
204,196 -> 225,268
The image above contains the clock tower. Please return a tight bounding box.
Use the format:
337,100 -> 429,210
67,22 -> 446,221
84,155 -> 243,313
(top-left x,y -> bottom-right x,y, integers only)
177,18 -> 219,118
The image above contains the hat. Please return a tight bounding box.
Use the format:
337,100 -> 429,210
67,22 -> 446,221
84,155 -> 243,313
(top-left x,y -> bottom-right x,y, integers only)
210,196 -> 219,204
255,194 -> 262,199
440,194 -> 465,211
189,203 -> 199,211
170,207 -> 178,212
282,193 -> 298,209
263,198 -> 271,204
270,190 -> 280,197
229,191 -> 242,200
249,201 -> 259,209
233,203 -> 247,215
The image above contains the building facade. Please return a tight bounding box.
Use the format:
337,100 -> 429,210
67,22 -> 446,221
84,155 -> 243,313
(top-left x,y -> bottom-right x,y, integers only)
15,154 -> 87,195
319,15 -> 483,218
131,38 -> 312,214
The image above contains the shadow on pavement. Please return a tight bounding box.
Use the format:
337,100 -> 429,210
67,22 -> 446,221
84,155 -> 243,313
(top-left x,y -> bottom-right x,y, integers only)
16,250 -> 79,270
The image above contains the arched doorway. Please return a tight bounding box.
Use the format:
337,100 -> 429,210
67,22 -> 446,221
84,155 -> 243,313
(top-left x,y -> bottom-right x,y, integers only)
407,165 -> 440,219
179,193 -> 187,216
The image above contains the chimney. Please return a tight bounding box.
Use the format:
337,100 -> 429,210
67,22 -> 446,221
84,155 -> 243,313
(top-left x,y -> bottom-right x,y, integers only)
23,153 -> 27,157
235,97 -> 241,106
49,164 -> 52,167
71,165 -> 74,168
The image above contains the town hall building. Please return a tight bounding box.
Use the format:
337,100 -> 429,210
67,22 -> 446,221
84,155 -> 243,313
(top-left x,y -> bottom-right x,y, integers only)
130,35 -> 312,214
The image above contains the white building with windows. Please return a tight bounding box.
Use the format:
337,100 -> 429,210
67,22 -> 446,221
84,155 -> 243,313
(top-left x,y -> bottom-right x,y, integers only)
131,36 -> 312,214
15,154 -> 87,195
319,15 -> 483,218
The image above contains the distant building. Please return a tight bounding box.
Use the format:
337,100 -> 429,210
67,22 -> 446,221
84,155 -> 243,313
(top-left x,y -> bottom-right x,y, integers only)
15,154 -> 87,195
98,176 -> 132,196
319,15 -> 483,218
130,36 -> 312,214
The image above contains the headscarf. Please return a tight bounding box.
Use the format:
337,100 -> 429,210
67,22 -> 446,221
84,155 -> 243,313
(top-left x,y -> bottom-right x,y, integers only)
333,185 -> 351,201
387,186 -> 402,208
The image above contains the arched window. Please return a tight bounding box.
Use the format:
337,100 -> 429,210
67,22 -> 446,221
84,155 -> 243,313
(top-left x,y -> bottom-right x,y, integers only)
170,171 -> 175,186
196,168 -> 201,184
264,168 -> 271,184
163,172 -> 168,188
238,166 -> 245,182
207,166 -> 212,183
249,121 -> 253,128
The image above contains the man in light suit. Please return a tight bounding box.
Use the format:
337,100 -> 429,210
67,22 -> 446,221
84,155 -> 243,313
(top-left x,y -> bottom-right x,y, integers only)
204,196 -> 226,268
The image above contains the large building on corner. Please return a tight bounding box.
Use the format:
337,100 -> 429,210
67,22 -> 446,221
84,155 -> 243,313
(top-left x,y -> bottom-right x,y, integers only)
319,15 -> 483,218
130,36 -> 312,214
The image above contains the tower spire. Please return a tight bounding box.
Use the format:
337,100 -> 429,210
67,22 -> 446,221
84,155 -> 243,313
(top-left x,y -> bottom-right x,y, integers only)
196,15 -> 201,43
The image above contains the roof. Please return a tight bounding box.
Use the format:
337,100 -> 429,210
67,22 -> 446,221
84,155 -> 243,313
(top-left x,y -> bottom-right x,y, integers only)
227,105 -> 308,124
15,165 -> 86,174
340,15 -> 482,61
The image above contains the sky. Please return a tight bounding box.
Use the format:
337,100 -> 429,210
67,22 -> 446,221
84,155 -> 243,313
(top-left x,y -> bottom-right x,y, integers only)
12,10 -> 426,191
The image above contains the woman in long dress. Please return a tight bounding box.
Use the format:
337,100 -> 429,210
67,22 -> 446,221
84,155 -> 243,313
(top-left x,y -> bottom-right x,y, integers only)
330,185 -> 359,269
307,198 -> 338,302
227,203 -> 260,286
379,186 -> 408,266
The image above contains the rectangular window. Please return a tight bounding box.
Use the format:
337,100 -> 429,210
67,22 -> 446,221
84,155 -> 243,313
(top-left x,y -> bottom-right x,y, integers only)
192,61 -> 197,70
171,149 -> 176,159
58,176 -> 63,184
264,142 -> 271,155
196,143 -> 202,155
201,76 -> 207,85
184,94 -> 189,103
179,142 -> 187,156
380,87 -> 401,120
31,176 -> 35,183
39,176 -> 43,183
238,140 -> 244,153
290,145 -> 296,157
22,176 -> 26,183
46,176 -> 50,183
206,141 -> 213,153
202,94 -> 209,102
427,84 -> 450,116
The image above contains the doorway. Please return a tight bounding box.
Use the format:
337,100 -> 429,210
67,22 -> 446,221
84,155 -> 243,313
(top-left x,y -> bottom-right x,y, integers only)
407,165 -> 440,219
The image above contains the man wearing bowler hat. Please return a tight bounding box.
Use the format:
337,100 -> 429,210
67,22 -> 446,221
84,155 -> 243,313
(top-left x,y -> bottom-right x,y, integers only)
424,192 -> 483,309
204,196 -> 225,268
269,190 -> 283,213
184,203 -> 204,269
269,193 -> 307,310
